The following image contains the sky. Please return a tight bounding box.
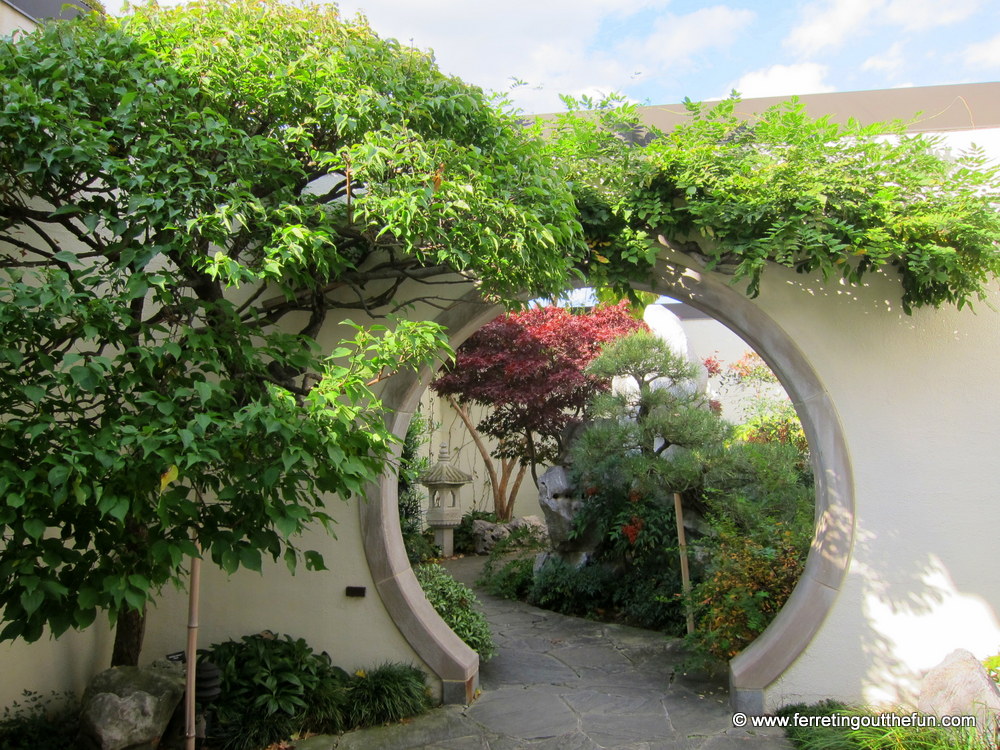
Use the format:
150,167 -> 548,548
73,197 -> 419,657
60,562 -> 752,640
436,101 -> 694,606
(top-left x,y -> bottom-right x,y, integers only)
331,0 -> 1000,115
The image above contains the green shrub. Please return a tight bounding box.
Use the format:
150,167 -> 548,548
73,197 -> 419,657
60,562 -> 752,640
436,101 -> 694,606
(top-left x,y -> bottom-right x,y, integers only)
402,527 -> 440,565
477,524 -> 546,599
346,663 -> 432,728
478,554 -> 536,600
689,528 -> 806,662
614,561 -> 686,631
701,440 -> 814,549
0,691 -> 79,750
414,564 -> 496,660
205,633 -> 349,750
398,414 -> 435,564
529,558 -> 614,616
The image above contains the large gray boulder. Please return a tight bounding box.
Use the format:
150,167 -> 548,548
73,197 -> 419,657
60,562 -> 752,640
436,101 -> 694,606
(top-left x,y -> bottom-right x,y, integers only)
509,515 -> 548,543
917,648 -> 1000,739
537,466 -> 600,568
80,661 -> 186,750
536,466 -> 580,550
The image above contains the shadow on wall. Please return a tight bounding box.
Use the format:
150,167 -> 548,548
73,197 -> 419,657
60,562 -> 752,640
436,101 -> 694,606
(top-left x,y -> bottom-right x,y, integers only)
856,521 -> 1000,707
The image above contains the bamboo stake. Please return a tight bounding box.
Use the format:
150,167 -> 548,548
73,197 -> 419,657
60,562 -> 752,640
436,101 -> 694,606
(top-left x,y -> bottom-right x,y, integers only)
673,492 -> 695,635
184,538 -> 202,750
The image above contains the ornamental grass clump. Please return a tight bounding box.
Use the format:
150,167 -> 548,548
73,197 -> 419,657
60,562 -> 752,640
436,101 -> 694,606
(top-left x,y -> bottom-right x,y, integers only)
346,663 -> 432,728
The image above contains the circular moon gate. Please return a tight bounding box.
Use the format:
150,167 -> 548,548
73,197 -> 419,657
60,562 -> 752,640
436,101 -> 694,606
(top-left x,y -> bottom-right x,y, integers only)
361,260 -> 855,711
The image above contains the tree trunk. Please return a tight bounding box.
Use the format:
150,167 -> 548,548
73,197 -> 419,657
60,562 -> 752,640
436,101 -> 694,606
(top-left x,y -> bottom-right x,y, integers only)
111,605 -> 146,667
501,464 -> 528,522
446,396 -> 504,516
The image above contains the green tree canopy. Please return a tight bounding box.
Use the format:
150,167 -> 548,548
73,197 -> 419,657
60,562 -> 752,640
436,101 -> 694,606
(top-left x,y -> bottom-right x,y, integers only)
550,96 -> 1000,313
0,0 -> 585,656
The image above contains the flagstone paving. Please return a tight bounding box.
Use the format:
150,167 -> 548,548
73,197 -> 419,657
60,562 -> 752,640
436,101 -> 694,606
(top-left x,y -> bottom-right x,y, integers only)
297,556 -> 792,750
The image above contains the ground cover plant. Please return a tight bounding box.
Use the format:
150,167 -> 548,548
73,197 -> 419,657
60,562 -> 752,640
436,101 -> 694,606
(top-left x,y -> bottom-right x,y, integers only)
477,523 -> 549,601
205,633 -> 430,749
0,691 -> 79,750
413,563 -> 496,661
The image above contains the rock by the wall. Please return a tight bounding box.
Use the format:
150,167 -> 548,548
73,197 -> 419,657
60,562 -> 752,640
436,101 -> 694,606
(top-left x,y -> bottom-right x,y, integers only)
508,515 -> 548,542
471,518 -> 510,554
80,661 -> 185,750
918,649 -> 1000,739
471,516 -> 548,554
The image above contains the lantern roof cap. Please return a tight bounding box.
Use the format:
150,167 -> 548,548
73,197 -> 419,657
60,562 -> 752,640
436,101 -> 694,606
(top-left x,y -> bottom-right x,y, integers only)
418,444 -> 472,487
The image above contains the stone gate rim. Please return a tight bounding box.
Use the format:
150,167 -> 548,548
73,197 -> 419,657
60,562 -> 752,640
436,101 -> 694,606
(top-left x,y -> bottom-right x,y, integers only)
360,257 -> 855,712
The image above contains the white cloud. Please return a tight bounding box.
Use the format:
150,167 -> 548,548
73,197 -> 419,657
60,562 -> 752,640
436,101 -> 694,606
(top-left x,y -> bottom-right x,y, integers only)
335,1 -> 668,91
731,63 -> 835,98
785,0 -> 883,58
631,6 -> 756,68
861,41 -> 906,76
333,1 -> 756,113
786,0 -> 983,59
884,0 -> 981,31
964,32 -> 1000,69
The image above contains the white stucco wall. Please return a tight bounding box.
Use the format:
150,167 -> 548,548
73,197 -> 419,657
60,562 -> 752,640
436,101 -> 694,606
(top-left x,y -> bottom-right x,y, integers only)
140,495 -> 435,685
744,264 -> 1000,709
0,624 -> 113,708
1,1 -> 34,36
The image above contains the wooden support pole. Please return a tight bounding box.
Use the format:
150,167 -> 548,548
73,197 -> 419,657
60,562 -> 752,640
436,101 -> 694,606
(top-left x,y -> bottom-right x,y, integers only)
184,541 -> 202,750
673,492 -> 695,635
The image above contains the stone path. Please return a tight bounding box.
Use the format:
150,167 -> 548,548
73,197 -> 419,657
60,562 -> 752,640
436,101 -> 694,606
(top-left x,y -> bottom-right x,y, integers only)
296,556 -> 792,750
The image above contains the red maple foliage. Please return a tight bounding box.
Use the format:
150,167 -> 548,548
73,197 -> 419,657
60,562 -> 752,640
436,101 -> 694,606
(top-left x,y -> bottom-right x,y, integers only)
432,302 -> 646,475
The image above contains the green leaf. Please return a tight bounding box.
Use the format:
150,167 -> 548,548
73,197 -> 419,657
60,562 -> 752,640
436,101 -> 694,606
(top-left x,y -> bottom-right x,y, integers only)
283,547 -> 297,575
20,590 -> 44,616
238,546 -> 262,572
70,365 -> 99,392
303,550 -> 326,571
123,587 -> 146,611
75,608 -> 97,628
108,497 -> 129,522
47,464 -> 70,487
275,515 -> 297,538
221,548 -> 239,575
78,587 -> 99,609
23,518 -> 46,539
21,385 -> 46,403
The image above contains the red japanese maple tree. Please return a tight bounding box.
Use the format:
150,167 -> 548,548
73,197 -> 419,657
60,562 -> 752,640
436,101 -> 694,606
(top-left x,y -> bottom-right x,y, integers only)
431,302 -> 646,519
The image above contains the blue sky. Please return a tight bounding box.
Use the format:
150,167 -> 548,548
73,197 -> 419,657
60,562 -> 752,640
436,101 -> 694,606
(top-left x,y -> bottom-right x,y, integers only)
332,0 -> 1000,114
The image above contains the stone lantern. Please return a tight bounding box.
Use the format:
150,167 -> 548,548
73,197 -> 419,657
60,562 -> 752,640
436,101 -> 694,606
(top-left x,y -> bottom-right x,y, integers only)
418,443 -> 471,557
